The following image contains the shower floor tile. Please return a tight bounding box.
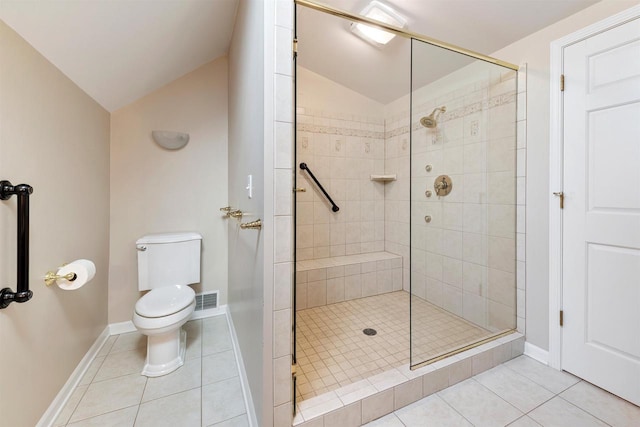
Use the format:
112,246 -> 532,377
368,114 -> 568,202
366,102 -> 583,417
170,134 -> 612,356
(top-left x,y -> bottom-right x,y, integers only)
295,291 -> 490,401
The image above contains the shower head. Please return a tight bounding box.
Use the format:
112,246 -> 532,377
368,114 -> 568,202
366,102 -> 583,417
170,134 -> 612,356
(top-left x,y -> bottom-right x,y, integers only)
420,106 -> 447,128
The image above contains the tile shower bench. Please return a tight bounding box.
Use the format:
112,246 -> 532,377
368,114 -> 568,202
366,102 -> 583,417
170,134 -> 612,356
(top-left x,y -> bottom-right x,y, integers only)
296,252 -> 403,310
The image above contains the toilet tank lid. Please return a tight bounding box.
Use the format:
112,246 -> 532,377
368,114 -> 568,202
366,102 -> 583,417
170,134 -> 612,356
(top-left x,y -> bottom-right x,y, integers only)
137,232 -> 202,245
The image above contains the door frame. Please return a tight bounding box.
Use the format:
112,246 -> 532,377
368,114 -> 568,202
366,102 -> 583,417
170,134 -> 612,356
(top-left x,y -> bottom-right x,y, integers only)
548,4 -> 640,370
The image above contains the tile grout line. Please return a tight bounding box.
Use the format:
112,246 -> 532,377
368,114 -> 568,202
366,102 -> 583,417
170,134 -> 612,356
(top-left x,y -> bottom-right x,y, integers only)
59,316 -> 252,427
555,394 -> 615,427
133,376 -> 148,425
500,358 -> 577,395
505,414 -> 536,426
472,377 -> 525,418
63,353 -> 111,426
516,378 -> 567,421
434,390 -> 480,427
468,368 -> 555,417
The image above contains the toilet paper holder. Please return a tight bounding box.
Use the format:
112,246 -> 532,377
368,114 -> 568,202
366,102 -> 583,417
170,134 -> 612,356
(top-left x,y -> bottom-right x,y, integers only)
44,259 -> 96,290
44,269 -> 77,287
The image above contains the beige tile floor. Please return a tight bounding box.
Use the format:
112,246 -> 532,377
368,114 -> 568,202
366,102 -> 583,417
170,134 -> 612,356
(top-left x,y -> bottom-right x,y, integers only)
53,315 -> 249,427
364,355 -> 640,427
296,291 -> 491,401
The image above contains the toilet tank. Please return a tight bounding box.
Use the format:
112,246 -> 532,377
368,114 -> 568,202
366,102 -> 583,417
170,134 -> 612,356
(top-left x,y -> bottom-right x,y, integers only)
136,232 -> 202,291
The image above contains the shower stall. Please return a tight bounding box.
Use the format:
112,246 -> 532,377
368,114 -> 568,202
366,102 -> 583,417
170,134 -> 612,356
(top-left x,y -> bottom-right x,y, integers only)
293,0 -> 518,406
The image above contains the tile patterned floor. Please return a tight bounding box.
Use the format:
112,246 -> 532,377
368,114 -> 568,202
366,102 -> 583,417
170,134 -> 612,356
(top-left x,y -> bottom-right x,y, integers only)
364,355 -> 640,427
296,291 -> 491,400
53,315 -> 249,427
49,311 -> 640,427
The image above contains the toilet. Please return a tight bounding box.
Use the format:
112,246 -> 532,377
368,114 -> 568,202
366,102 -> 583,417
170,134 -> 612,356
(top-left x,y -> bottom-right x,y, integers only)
132,232 -> 202,377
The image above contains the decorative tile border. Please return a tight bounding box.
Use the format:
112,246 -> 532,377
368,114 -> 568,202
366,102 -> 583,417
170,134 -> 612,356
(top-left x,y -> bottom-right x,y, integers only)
385,91 -> 517,138
297,122 -> 385,139
298,108 -> 385,126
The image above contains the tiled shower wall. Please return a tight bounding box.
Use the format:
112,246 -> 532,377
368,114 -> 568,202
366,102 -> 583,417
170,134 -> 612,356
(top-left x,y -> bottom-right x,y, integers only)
383,115 -> 411,292
296,63 -> 521,333
384,66 -> 519,332
296,111 -> 386,259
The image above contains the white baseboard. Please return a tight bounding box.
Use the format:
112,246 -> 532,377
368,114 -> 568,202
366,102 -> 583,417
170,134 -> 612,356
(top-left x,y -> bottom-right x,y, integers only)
524,341 -> 550,365
37,326 -> 111,427
226,308 -> 258,427
109,320 -> 136,335
192,304 -> 227,320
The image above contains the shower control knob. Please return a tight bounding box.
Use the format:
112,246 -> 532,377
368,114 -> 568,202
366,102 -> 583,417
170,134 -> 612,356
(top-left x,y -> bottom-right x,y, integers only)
434,175 -> 453,196
424,215 -> 432,223
425,190 -> 432,198
425,164 -> 432,172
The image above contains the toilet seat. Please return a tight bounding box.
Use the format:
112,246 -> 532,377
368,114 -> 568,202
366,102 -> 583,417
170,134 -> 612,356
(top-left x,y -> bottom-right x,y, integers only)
135,284 -> 195,318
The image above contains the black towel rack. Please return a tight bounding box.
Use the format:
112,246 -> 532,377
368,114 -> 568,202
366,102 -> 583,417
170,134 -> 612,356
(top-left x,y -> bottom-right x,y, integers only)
1,180 -> 34,309
299,163 -> 339,212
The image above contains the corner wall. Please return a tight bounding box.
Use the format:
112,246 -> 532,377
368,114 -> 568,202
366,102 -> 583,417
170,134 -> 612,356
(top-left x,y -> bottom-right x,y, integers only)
228,0 -> 268,423
0,20 -> 110,427
109,58 -> 229,323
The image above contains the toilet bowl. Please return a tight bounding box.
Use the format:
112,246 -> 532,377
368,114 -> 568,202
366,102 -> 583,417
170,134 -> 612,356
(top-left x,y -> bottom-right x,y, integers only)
133,232 -> 202,377
133,284 -> 196,377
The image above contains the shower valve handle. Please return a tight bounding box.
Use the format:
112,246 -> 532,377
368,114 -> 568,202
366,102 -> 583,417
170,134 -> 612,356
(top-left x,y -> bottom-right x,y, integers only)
434,175 -> 453,196
435,178 -> 448,195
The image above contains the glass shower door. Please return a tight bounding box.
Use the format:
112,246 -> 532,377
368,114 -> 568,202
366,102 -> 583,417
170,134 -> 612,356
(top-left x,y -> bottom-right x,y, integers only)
409,38 -> 518,368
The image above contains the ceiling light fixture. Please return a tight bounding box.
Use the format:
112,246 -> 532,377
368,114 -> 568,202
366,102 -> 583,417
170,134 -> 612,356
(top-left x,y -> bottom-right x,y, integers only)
350,1 -> 406,48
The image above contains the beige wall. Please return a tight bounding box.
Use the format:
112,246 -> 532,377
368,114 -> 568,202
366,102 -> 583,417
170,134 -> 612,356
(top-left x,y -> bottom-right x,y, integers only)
228,0 -> 267,423
0,20 -> 110,427
491,0 -> 639,351
109,57 -> 229,323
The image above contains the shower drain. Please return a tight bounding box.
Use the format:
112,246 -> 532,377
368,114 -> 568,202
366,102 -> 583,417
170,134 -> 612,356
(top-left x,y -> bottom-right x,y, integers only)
363,328 -> 377,336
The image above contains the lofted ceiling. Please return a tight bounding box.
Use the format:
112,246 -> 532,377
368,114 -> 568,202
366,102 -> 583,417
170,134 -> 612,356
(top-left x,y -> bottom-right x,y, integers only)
0,0 -> 601,111
0,0 -> 238,112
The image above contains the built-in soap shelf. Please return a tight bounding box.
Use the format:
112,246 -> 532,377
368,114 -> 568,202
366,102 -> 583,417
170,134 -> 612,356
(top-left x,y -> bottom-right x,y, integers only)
370,174 -> 397,182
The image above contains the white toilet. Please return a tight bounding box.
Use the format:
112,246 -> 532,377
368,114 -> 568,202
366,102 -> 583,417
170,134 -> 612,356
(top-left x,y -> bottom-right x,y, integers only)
132,232 -> 202,377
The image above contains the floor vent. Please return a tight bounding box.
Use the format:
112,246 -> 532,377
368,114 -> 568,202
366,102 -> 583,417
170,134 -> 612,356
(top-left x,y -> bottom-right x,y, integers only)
195,291 -> 218,311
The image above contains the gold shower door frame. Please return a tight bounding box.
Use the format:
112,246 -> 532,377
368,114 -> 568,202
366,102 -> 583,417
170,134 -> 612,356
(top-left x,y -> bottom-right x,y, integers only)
292,0 -> 519,409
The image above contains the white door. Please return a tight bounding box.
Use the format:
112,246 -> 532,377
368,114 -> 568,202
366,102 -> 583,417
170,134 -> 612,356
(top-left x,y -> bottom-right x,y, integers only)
562,17 -> 640,405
